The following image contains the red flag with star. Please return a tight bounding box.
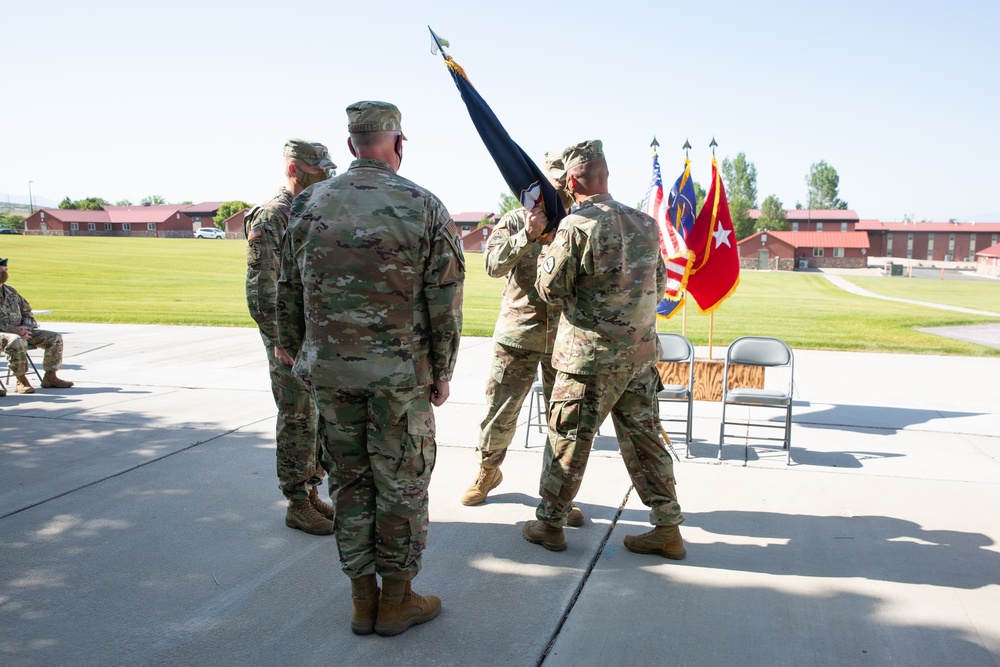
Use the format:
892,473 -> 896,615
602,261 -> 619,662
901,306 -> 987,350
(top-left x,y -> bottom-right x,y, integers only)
685,157 -> 740,312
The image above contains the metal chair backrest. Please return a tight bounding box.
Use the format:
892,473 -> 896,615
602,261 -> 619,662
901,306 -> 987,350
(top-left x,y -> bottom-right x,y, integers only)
658,332 -> 694,364
727,336 -> 791,368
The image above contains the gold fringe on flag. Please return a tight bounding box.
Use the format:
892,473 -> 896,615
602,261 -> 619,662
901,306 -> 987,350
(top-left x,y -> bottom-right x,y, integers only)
445,56 -> 471,84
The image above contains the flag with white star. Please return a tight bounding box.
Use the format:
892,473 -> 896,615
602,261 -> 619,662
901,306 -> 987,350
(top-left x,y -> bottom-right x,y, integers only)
684,157 -> 740,313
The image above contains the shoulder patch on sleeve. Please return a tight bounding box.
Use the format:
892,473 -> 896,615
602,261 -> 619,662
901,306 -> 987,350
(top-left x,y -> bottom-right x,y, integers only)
543,256 -> 556,274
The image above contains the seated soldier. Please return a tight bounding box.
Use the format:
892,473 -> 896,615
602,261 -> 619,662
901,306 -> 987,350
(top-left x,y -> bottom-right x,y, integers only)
0,257 -> 74,395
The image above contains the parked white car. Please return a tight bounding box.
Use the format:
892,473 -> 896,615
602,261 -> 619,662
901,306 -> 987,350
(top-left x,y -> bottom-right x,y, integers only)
194,227 -> 225,239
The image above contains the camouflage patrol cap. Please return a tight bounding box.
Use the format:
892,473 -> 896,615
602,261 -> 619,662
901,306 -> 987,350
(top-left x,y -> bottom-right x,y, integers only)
561,140 -> 605,172
346,101 -> 407,139
544,150 -> 567,184
283,139 -> 337,170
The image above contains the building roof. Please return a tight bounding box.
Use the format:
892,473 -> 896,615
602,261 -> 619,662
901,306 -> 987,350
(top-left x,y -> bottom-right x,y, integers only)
856,220 -> 1000,233
739,230 -> 870,249
453,211 -> 496,223
39,209 -> 110,222
976,242 -> 1000,258
749,209 -> 859,222
460,225 -> 494,239
181,202 -> 225,215
34,206 -> 193,225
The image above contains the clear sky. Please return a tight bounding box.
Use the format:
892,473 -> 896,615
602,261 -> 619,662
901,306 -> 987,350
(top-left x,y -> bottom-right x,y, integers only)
2,0 -> 998,222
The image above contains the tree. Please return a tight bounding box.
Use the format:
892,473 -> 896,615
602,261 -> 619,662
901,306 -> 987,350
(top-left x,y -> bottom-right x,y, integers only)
693,181 -> 706,216
116,199 -> 133,206
757,195 -> 788,231
497,191 -> 519,216
58,196 -> 108,210
477,213 -> 493,229
805,160 -> 848,209
214,200 -> 252,226
140,195 -> 166,206
0,213 -> 24,230
721,152 -> 758,240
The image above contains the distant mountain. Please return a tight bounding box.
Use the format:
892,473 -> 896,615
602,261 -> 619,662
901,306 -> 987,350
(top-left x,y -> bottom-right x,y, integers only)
0,192 -> 60,210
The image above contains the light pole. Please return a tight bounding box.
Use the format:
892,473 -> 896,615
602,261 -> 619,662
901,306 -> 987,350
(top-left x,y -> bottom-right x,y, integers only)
28,180 -> 34,215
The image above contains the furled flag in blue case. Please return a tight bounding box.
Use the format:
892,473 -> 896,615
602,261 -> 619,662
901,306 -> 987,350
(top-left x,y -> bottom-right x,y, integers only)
429,27 -> 565,233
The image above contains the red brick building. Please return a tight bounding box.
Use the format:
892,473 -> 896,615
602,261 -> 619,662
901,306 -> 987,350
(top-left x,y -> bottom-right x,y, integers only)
453,211 -> 497,236
221,208 -> 250,239
976,243 -> 1000,278
856,220 -> 1000,262
742,210 -> 870,269
22,202 -> 226,238
744,209 -> 1000,270
461,225 -> 495,253
738,230 -> 870,270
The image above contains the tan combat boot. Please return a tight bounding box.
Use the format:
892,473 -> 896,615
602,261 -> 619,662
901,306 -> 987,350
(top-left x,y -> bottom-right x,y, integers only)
623,524 -> 686,560
41,372 -> 74,389
15,375 -> 34,394
285,498 -> 335,535
350,574 -> 380,635
461,466 -> 503,506
308,485 -> 334,521
375,579 -> 441,636
567,506 -> 585,527
522,520 -> 567,551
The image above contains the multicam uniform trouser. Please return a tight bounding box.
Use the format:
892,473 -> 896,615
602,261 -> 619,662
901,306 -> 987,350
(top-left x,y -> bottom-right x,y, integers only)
0,329 -> 65,375
477,343 -> 556,467
263,341 -> 324,500
537,361 -> 683,528
314,384 -> 437,581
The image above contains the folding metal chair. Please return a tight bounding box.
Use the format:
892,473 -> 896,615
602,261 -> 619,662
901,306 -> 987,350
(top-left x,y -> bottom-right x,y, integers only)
656,333 -> 694,460
718,336 -> 795,465
523,370 -> 548,447
3,342 -> 43,384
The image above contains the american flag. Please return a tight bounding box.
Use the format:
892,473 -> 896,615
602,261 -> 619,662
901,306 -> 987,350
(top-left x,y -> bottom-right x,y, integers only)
644,151 -> 693,311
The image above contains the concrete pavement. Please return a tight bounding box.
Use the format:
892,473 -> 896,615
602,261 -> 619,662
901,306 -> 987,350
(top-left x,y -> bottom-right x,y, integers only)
2,323 -> 999,666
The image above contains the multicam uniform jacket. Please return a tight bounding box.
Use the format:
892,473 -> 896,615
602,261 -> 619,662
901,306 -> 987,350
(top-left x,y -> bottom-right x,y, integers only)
245,187 -> 294,344
485,208 -> 560,353
276,158 -> 465,389
0,285 -> 37,332
535,193 -> 666,375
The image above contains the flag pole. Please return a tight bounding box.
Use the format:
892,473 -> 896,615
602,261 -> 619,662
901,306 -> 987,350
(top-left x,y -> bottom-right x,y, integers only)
428,26 -> 448,59
707,137 -> 719,359
681,138 -> 692,339
708,312 -> 715,359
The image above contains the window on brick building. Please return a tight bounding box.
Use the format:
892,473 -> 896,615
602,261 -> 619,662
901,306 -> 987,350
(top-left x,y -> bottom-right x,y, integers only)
833,248 -> 844,258
812,247 -> 824,257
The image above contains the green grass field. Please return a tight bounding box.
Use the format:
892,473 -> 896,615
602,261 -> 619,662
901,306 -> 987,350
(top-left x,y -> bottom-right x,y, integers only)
2,236 -> 998,355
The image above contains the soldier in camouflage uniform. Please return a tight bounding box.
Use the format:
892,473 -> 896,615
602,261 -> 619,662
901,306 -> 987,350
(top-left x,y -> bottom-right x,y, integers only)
245,140 -> 337,536
460,153 -> 584,526
521,140 -> 686,560
276,101 -> 465,637
0,257 -> 74,396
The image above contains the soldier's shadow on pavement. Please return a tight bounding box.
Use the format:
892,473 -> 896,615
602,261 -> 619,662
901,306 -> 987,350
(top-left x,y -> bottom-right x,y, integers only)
629,508 -> 1000,590
485,491 -> 540,509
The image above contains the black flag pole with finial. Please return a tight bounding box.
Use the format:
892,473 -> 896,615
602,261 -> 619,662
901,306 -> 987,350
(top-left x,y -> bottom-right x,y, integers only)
427,26 -> 566,233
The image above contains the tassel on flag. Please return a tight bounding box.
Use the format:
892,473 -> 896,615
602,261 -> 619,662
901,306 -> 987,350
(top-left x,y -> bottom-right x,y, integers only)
685,157 -> 741,313
428,26 -> 565,233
